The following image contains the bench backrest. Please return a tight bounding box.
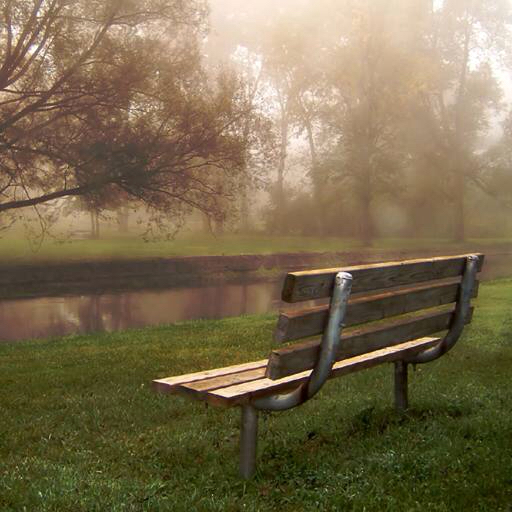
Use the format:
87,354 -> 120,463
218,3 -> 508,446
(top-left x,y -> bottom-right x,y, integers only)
267,254 -> 484,380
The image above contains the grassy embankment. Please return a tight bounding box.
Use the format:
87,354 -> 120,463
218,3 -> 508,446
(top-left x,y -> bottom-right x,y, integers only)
1,279 -> 511,510
1,232 -> 512,263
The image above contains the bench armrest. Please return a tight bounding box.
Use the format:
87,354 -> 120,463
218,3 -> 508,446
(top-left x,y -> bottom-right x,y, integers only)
253,272 -> 353,412
405,254 -> 479,365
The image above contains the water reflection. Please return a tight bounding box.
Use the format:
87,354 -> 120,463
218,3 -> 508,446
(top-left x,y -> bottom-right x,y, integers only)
0,252 -> 509,343
0,282 -> 283,342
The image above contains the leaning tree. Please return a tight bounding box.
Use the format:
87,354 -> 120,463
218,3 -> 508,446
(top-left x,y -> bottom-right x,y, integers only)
0,0 -> 251,234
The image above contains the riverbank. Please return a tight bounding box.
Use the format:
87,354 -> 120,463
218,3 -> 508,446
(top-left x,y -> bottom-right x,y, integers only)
5,233 -> 512,264
1,279 -> 511,510
2,241 -> 512,299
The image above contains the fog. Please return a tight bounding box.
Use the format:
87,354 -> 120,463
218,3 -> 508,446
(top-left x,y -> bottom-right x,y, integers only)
206,0 -> 512,244
1,0 -> 512,248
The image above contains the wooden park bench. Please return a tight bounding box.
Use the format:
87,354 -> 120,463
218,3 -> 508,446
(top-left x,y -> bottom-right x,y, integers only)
153,254 -> 484,478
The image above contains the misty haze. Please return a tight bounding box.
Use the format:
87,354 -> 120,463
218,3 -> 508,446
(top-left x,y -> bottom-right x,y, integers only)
0,1 -> 511,509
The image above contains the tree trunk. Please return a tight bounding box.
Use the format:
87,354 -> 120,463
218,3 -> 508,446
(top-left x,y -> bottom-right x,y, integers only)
304,118 -> 324,236
117,207 -> 129,234
90,210 -> 100,239
238,70 -> 262,234
202,212 -> 212,235
276,111 -> 289,234
360,190 -> 373,247
358,157 -> 374,247
90,211 -> 95,239
215,216 -> 225,236
240,168 -> 250,233
451,18 -> 472,242
95,212 -> 100,239
453,169 -> 465,242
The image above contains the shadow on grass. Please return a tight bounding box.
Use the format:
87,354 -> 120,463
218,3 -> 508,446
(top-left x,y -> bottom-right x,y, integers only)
343,400 -> 473,438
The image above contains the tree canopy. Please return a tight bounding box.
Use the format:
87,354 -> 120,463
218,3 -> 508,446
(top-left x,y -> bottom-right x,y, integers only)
3,0 -> 512,242
0,0 -> 250,234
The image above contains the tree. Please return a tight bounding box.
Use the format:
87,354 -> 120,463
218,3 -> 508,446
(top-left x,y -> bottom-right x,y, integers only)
476,112 -> 512,209
214,51 -> 274,234
0,0 -> 249,236
318,0 -> 419,245
260,2 -> 341,235
407,0 -> 511,241
206,2 -> 280,233
254,7 -> 329,235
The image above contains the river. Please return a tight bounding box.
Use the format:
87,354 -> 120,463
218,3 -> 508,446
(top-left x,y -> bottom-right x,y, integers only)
1,252 -> 509,342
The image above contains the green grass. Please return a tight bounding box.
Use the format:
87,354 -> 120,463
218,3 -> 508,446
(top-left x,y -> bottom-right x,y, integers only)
1,231 -> 512,263
1,280 -> 512,511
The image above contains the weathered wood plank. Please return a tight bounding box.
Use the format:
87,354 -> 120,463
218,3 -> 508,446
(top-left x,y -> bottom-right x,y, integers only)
152,359 -> 267,394
267,307 -> 473,380
281,254 -> 484,303
204,337 -> 441,407
275,280 -> 479,343
185,368 -> 267,392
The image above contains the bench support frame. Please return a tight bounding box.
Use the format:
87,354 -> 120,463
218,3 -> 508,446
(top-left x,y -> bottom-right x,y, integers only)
236,255 -> 479,478
394,361 -> 408,412
240,405 -> 258,479
239,272 -> 353,478
252,272 -> 353,413
406,254 -> 478,365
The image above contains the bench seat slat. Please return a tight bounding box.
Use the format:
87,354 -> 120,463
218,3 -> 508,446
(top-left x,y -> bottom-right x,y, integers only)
185,368 -> 267,392
282,253 -> 484,303
197,337 -> 441,407
153,359 -> 268,393
267,306 -> 473,380
276,280 -> 479,343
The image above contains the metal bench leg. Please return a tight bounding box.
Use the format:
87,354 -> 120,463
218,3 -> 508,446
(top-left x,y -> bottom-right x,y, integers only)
394,361 -> 408,412
240,405 -> 258,479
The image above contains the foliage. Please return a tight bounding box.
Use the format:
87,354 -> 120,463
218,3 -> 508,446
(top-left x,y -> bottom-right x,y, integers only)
319,0 -> 421,245
403,0 -> 511,241
2,0 -> 512,243
212,0 -> 512,243
0,0 -> 254,237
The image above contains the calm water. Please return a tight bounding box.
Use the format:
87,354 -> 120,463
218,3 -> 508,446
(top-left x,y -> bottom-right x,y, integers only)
1,252 -> 510,342
0,281 -> 284,342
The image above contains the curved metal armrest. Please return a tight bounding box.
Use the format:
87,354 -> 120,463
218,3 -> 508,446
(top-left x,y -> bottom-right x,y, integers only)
405,254 -> 479,365
253,272 -> 353,412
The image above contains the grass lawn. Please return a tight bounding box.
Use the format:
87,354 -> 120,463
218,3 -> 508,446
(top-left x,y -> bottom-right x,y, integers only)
1,280 -> 511,511
1,232 -> 512,263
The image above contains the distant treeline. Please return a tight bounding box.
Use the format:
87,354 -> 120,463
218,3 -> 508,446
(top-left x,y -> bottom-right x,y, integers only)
1,0 -> 511,244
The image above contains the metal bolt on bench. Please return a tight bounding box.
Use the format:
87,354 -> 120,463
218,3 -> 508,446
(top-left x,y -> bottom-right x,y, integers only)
153,254 -> 484,478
